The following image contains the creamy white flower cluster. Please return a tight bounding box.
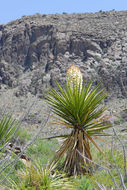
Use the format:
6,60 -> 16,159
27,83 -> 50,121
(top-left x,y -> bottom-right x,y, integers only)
66,64 -> 83,91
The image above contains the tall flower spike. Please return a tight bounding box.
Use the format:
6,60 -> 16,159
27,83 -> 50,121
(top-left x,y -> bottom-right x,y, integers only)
66,64 -> 83,91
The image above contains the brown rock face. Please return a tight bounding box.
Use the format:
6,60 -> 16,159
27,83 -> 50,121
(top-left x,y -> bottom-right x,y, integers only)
0,11 -> 127,98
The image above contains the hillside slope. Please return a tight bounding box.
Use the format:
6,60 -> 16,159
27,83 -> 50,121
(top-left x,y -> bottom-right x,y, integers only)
0,11 -> 127,98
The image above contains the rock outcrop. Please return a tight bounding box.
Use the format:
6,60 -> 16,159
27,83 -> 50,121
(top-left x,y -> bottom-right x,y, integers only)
0,11 -> 127,98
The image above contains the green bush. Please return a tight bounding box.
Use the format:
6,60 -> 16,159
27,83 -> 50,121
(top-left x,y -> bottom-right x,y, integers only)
89,144 -> 126,189
76,176 -> 93,190
26,138 -> 59,164
18,128 -> 31,144
0,159 -> 25,187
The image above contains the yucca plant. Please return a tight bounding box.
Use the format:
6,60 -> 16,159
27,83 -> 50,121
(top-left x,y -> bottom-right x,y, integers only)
45,65 -> 112,176
0,115 -> 19,147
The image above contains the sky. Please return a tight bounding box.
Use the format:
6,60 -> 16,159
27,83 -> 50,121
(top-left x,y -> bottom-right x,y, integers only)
0,0 -> 127,24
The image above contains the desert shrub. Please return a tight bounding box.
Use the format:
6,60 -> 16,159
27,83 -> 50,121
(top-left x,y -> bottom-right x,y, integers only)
26,138 -> 59,164
91,170 -> 120,189
18,128 -> 32,145
0,159 -> 25,187
9,162 -> 75,190
89,145 -> 126,189
75,176 -> 93,190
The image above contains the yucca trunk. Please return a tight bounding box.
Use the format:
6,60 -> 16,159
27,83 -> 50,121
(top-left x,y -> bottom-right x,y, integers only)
53,129 -> 93,176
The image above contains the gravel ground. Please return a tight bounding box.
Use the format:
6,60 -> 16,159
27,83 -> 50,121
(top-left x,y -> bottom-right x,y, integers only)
0,86 -> 126,142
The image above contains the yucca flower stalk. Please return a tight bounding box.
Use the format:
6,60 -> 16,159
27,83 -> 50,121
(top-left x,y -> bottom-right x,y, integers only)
66,64 -> 83,91
45,65 -> 112,176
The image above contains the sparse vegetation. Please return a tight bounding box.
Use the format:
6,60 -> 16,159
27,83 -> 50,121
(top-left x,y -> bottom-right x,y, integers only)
0,65 -> 127,190
9,162 -> 75,190
0,123 -> 127,190
26,138 -> 59,164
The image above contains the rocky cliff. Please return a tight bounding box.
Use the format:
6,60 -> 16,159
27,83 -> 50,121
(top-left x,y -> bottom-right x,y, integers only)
0,11 -> 127,98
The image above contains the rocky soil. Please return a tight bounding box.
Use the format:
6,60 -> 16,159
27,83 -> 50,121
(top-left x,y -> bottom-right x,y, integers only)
0,86 -> 126,140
